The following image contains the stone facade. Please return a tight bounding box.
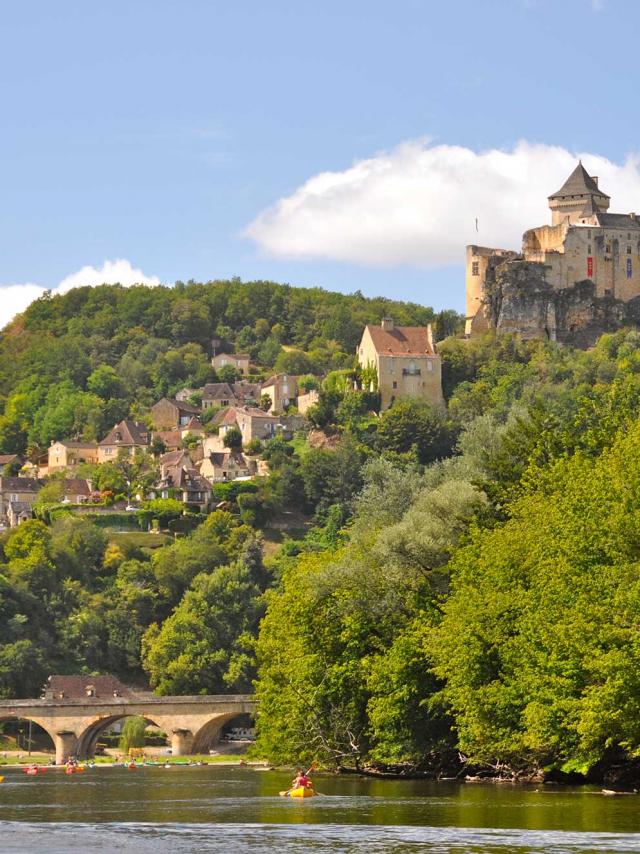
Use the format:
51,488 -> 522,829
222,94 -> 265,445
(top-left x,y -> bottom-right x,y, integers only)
466,162 -> 640,344
211,352 -> 250,376
357,318 -> 443,410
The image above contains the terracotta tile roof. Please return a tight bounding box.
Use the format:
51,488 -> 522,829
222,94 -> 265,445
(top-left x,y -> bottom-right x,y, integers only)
61,478 -> 92,495
0,454 -> 19,465
261,373 -> 295,388
213,352 -> 250,360
156,430 -> 182,448
183,417 -> 203,430
43,674 -> 133,699
365,324 -> 435,356
160,449 -> 192,468
99,420 -> 149,447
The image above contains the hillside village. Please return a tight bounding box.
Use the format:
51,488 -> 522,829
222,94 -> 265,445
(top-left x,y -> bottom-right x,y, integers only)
0,318 -> 442,529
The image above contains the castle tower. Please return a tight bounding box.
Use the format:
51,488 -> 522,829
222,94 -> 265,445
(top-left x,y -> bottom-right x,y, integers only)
548,161 -> 610,225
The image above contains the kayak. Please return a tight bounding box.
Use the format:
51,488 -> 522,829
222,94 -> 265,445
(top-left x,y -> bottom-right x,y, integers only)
287,786 -> 316,798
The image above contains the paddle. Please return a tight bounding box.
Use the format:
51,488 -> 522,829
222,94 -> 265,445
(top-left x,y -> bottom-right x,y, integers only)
279,761 -> 318,797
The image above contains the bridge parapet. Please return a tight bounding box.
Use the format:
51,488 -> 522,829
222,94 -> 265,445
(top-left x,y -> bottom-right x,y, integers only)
0,694 -> 256,764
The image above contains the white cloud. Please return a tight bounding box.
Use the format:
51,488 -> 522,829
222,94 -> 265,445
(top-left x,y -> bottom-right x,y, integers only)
0,259 -> 162,329
57,258 -> 161,293
246,140 -> 640,268
0,284 -> 49,329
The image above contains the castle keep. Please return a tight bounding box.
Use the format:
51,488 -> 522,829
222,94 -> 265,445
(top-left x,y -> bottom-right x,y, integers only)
466,163 -> 640,346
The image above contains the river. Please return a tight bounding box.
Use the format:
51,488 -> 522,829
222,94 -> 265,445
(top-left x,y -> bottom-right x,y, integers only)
1,766 -> 640,852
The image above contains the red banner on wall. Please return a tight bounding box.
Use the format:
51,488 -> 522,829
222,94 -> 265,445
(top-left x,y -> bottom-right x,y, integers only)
587,256 -> 593,278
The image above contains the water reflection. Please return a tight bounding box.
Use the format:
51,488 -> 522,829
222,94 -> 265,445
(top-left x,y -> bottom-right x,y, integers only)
1,766 -> 640,852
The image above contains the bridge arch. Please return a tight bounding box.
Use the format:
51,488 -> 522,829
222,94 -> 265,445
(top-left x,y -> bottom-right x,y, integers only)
75,713 -> 162,760
0,713 -> 59,762
191,711 -> 254,754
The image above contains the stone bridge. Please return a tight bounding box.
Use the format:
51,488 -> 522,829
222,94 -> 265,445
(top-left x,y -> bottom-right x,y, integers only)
0,694 -> 255,764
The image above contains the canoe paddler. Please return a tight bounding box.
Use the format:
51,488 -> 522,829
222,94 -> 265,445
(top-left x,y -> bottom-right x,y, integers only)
291,768 -> 312,789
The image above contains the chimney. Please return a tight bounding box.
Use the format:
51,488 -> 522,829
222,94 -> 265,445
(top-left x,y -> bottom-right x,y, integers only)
381,317 -> 394,331
593,176 -> 599,187
631,213 -> 637,221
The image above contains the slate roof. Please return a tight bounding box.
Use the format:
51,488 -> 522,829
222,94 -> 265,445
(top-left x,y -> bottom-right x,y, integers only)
594,213 -> 640,230
209,450 -> 250,467
99,420 -> 149,447
365,324 -> 435,356
203,382 -> 235,400
0,476 -> 41,492
157,464 -> 211,494
183,417 -> 204,431
153,397 -> 201,414
262,373 -> 294,388
549,162 -> 610,201
160,449 -> 192,468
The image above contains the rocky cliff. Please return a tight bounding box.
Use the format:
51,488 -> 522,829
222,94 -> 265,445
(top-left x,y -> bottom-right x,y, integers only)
470,258 -> 640,348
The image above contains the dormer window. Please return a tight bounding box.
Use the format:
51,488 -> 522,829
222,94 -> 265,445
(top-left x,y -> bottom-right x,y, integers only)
115,431 -> 122,443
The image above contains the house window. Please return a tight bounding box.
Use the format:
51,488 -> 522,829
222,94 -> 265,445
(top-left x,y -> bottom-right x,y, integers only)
471,261 -> 479,276
10,494 -> 17,502
221,399 -> 229,407
392,381 -> 397,389
606,244 -> 611,253
588,244 -> 591,254
427,361 -> 433,372
588,230 -> 592,238
628,245 -> 632,254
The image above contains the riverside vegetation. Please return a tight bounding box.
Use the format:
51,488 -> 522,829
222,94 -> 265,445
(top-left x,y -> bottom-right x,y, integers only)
2,279 -> 640,782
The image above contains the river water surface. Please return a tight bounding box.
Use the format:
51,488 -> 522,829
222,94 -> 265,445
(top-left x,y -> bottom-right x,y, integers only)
1,765 -> 640,852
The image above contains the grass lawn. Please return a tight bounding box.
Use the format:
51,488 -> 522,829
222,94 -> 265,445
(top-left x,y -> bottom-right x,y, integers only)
0,753 -> 53,766
108,532 -> 172,550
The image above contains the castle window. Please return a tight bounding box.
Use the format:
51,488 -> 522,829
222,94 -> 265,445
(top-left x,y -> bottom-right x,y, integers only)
628,246 -> 632,254
471,261 -> 479,276
588,245 -> 591,254
606,244 -> 611,253
588,230 -> 592,238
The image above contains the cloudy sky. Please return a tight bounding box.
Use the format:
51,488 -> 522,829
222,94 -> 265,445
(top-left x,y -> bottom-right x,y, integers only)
1,0 -> 639,326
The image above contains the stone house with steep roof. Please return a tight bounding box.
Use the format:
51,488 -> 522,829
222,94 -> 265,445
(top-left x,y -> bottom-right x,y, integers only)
0,476 -> 42,528
98,420 -> 150,463
261,374 -> 298,413
198,449 -> 256,483
201,382 -> 261,411
357,318 -> 443,410
151,398 -> 202,430
211,352 -> 250,376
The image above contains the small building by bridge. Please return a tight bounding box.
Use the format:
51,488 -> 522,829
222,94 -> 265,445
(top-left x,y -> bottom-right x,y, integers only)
0,675 -> 255,764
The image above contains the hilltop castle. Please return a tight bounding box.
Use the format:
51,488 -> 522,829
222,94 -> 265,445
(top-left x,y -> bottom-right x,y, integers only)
465,163 -> 640,346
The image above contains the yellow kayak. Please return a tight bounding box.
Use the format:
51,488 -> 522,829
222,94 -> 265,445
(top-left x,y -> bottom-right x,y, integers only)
288,786 -> 316,798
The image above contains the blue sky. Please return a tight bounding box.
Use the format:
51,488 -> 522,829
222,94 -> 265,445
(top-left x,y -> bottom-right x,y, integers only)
1,0 -> 638,320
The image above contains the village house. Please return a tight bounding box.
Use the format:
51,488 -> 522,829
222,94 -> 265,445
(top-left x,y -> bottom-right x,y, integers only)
357,318 -> 443,410
153,457 -> 212,510
48,440 -> 99,473
42,674 -> 133,700
150,397 -> 202,430
261,374 -> 298,413
60,478 -> 93,504
0,476 -> 42,528
211,352 -> 250,376
98,420 -> 150,463
198,449 -> 256,483
201,382 -> 262,411
215,406 -> 282,444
